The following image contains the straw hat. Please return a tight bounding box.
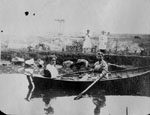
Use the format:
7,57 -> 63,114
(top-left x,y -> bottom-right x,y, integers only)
25,58 -> 35,65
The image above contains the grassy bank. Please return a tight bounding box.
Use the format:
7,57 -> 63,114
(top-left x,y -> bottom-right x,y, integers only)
1,50 -> 150,67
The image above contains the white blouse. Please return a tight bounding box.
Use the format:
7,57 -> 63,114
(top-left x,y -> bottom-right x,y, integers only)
46,64 -> 59,78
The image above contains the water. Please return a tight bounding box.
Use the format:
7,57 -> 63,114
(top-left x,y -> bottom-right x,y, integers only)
0,74 -> 150,115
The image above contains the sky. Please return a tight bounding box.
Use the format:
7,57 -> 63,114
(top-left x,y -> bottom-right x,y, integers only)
0,0 -> 150,36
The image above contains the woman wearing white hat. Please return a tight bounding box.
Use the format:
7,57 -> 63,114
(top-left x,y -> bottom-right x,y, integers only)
24,58 -> 36,75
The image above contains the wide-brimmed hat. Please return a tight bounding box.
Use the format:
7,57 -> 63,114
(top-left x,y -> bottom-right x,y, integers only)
63,60 -> 74,68
70,61 -> 88,70
25,58 -> 35,65
77,59 -> 89,68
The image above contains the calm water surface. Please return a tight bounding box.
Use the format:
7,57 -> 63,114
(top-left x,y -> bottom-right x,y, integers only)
0,74 -> 150,115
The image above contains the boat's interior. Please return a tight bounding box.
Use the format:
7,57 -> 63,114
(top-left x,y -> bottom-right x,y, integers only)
25,60 -> 150,82
32,65 -> 150,82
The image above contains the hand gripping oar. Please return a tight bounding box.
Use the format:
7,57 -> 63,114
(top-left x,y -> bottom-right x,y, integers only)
74,73 -> 105,100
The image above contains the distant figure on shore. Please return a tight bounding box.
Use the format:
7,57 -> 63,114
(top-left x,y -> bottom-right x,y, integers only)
82,29 -> 92,53
98,31 -> 108,54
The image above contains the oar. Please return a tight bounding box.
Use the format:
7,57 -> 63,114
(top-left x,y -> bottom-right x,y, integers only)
24,69 -> 94,79
59,69 -> 94,77
74,73 -> 105,100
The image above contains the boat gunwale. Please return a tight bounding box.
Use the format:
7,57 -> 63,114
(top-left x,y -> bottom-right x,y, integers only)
31,66 -> 150,82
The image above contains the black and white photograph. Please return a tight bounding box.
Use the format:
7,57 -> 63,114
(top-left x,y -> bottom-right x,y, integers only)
0,0 -> 150,115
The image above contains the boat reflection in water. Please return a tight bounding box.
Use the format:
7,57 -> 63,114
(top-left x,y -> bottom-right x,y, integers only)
43,94 -> 54,114
24,66 -> 150,115
92,94 -> 106,115
1,74 -> 150,115
25,85 -> 107,115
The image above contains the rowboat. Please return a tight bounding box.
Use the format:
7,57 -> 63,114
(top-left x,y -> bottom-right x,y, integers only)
26,66 -> 150,96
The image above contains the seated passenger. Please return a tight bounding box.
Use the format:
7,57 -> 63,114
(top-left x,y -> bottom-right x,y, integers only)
63,60 -> 74,68
70,59 -> 89,72
25,58 -> 35,67
24,58 -> 36,75
45,55 -> 59,79
61,60 -> 74,73
77,59 -> 89,71
37,58 -> 44,69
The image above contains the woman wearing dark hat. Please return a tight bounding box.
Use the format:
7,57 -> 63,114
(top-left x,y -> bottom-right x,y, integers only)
77,59 -> 89,71
94,51 -> 108,79
70,59 -> 89,72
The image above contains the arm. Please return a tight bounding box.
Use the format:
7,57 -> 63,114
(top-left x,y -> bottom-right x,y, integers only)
96,61 -> 109,78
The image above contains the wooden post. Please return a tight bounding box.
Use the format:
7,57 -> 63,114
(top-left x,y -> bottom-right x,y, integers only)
126,107 -> 128,115
0,34 -> 1,65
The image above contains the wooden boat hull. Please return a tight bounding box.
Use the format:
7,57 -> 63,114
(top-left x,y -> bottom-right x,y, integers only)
26,66 -> 150,96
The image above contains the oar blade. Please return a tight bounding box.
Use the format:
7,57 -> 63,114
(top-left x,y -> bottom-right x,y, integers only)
74,94 -> 83,100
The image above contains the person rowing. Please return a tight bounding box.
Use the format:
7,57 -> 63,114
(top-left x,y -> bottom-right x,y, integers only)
74,51 -> 109,100
79,51 -> 109,80
94,51 -> 109,79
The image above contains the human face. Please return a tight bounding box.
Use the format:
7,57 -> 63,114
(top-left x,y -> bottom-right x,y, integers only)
50,58 -> 56,65
80,65 -> 86,71
87,30 -> 90,34
72,66 -> 77,72
96,53 -> 103,61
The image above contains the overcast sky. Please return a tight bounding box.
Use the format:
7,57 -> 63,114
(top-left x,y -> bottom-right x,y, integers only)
0,0 -> 150,36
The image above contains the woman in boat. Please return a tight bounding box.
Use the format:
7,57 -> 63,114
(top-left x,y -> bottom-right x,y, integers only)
94,51 -> 109,79
24,58 -> 36,75
70,59 -> 89,72
77,59 -> 89,71
44,55 -> 59,78
60,60 -> 74,74
36,58 -> 44,69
